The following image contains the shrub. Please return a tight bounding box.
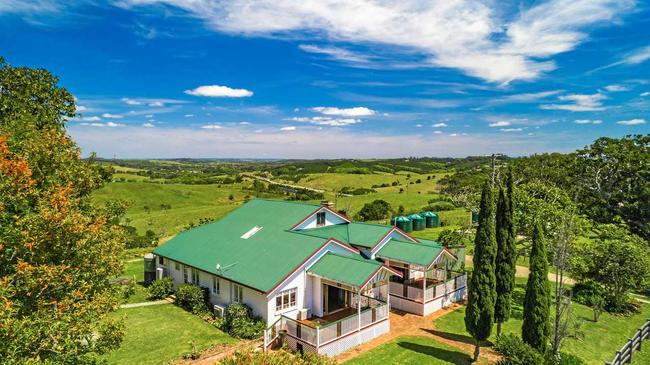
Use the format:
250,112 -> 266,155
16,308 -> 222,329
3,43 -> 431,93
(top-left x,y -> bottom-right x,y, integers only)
494,334 -> 544,365
220,347 -> 335,365
219,303 -> 266,339
572,280 -> 603,307
357,200 -> 391,221
148,277 -> 173,299
546,353 -> 586,365
121,280 -> 136,300
176,284 -> 209,315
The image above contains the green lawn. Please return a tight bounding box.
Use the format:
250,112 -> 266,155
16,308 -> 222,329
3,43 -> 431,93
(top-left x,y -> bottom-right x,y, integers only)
344,335 -> 474,365
118,259 -> 150,304
630,345 -> 650,364
433,278 -> 650,365
103,304 -> 236,365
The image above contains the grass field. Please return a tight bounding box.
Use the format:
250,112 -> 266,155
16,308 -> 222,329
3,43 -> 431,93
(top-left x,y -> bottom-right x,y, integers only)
102,304 -> 236,365
344,335 -> 478,365
118,258 -> 150,304
630,346 -> 650,364
433,278 -> 650,365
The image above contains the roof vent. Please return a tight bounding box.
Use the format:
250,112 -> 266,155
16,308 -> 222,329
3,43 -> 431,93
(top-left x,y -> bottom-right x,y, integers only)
241,225 -> 263,239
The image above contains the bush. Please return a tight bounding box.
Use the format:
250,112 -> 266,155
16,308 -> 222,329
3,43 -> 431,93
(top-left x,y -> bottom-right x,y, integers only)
357,200 -> 391,221
219,303 -> 266,339
148,277 -> 173,299
220,347 -> 335,364
572,280 -> 603,307
121,280 -> 136,300
546,353 -> 586,365
494,334 -> 544,365
175,284 -> 209,315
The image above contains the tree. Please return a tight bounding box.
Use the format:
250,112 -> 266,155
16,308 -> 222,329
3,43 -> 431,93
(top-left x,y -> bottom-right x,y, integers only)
0,58 -> 125,364
357,199 -> 391,221
495,172 -> 516,336
571,223 -> 650,313
464,182 -> 497,362
522,223 -> 551,353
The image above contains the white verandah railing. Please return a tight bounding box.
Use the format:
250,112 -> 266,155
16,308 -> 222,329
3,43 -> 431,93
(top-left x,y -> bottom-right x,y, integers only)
389,271 -> 466,303
264,296 -> 389,351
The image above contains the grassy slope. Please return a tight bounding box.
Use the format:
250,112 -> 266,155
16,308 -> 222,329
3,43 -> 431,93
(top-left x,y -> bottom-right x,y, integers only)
102,304 -> 236,365
433,278 -> 650,365
344,335 -> 475,365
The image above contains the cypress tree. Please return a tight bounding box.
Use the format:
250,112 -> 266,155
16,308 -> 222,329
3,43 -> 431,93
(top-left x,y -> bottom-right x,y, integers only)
495,172 -> 516,336
465,181 -> 497,362
522,222 -> 551,353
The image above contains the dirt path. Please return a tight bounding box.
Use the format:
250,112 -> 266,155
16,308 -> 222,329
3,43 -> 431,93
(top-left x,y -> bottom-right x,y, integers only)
119,298 -> 172,309
335,305 -> 497,364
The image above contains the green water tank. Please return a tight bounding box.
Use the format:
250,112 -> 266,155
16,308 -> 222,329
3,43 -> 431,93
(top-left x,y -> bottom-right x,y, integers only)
392,216 -> 412,232
408,213 -> 425,231
420,211 -> 440,228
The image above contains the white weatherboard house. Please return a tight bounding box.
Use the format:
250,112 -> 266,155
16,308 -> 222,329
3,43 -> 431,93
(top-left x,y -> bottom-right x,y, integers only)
152,199 -> 466,356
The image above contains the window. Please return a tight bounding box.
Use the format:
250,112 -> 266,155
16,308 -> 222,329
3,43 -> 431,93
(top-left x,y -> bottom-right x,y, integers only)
175,262 -> 180,271
158,256 -> 164,265
182,265 -> 188,283
233,284 -> 243,303
316,212 -> 326,226
191,268 -> 199,285
275,288 -> 297,311
212,277 -> 220,295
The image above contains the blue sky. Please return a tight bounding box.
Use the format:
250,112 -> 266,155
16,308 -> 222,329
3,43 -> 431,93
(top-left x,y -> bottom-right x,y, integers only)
1,0 -> 649,158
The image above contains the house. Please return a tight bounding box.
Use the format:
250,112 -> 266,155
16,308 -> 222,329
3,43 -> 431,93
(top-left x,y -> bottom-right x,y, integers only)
152,199 -> 466,356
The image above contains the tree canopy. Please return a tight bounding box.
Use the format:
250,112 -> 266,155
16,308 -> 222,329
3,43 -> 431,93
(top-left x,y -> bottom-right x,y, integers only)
0,58 -> 125,364
522,223 -> 551,353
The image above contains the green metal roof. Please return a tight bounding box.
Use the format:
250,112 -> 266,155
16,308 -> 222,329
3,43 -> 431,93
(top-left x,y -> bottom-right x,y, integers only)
154,199 -> 328,293
376,239 -> 445,267
307,252 -> 383,288
295,222 -> 393,248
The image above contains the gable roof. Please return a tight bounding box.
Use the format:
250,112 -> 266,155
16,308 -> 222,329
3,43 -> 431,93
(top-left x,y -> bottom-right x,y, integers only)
154,199 -> 329,292
307,252 -> 399,288
295,222 -> 405,248
376,239 -> 447,267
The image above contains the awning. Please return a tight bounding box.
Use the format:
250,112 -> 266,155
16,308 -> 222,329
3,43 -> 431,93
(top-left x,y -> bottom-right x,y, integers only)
307,252 -> 400,289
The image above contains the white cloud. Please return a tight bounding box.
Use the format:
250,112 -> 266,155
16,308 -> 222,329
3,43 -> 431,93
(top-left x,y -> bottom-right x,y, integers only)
106,121 -> 124,127
184,114 -> 195,117
541,93 -> 606,112
142,123 -> 155,128
281,126 -> 297,131
500,128 -> 524,132
616,118 -> 646,125
299,44 -> 370,64
121,97 -> 187,106
239,121 -> 251,125
449,133 -> 459,137
122,97 -> 142,105
432,123 -> 448,128
120,0 -> 634,83
148,101 -> 164,107
433,130 -> 443,134
201,124 -> 222,129
604,84 -> 628,92
102,113 -> 124,119
489,121 -> 511,127
311,106 -> 376,117
415,124 -> 423,128
574,119 -> 603,124
290,116 -> 360,126
185,85 -> 253,97
76,105 -> 90,112
619,46 -> 650,66
78,116 -> 102,122
79,121 -> 124,127
641,92 -> 650,97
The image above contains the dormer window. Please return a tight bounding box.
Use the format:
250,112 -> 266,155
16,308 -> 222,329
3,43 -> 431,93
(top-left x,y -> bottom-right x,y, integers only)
316,212 -> 326,226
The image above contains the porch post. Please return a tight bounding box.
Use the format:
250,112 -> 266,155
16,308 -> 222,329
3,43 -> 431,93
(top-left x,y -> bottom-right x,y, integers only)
422,269 -> 426,299
357,289 -> 362,331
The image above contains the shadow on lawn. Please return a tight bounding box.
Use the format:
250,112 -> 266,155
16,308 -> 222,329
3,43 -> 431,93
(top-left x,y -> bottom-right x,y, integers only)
397,341 -> 472,365
423,329 -> 495,347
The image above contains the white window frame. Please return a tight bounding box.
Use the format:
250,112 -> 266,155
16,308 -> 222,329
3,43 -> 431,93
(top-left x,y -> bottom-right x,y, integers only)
191,268 -> 200,285
182,265 -> 188,283
275,288 -> 297,312
233,284 -> 243,303
212,277 -> 220,295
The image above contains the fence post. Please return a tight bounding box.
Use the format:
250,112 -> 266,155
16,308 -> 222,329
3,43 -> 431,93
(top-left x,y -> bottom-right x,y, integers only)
628,338 -> 633,363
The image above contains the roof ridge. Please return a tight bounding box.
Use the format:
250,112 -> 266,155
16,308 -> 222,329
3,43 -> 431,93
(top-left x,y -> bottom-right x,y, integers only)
349,221 -> 393,229
324,251 -> 381,265
392,237 -> 442,248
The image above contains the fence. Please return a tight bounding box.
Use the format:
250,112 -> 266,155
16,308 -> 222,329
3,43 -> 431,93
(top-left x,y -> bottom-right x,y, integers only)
606,319 -> 650,365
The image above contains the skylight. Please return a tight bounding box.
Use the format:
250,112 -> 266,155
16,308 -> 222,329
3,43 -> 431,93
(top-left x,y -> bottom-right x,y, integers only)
241,225 -> 263,239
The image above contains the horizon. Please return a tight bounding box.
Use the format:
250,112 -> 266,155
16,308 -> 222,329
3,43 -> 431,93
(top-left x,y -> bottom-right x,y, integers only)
2,1 -> 649,158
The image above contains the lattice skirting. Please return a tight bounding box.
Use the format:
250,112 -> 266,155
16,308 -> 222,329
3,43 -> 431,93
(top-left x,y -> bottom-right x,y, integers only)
318,320 -> 390,357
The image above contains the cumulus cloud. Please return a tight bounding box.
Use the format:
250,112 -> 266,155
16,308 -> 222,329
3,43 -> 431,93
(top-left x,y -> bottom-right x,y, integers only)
201,124 -> 222,129
311,106 -> 376,117
184,85 -> 253,97
289,116 -> 361,126
489,121 -> 511,127
500,128 -> 524,132
641,92 -> 650,97
119,0 -> 634,83
75,115 -> 102,122
604,84 -> 628,92
616,118 -> 646,125
142,122 -> 155,128
280,126 -> 297,131
102,113 -> 124,119
432,123 -> 448,128
574,119 -> 603,124
433,130 -> 443,134
541,93 -> 606,111
76,105 -> 90,112
121,97 -> 187,107
79,121 -> 124,127
184,114 -> 195,117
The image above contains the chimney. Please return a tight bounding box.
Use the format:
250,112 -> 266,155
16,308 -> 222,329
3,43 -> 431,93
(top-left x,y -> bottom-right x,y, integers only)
320,200 -> 334,209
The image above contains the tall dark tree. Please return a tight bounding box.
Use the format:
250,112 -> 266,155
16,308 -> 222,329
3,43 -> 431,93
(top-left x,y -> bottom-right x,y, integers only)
495,171 -> 516,336
465,182 -> 497,362
522,223 -> 551,353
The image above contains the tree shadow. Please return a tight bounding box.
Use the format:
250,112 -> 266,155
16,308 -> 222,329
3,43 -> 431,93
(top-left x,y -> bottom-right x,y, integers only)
397,341 -> 472,365
422,328 -> 476,345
